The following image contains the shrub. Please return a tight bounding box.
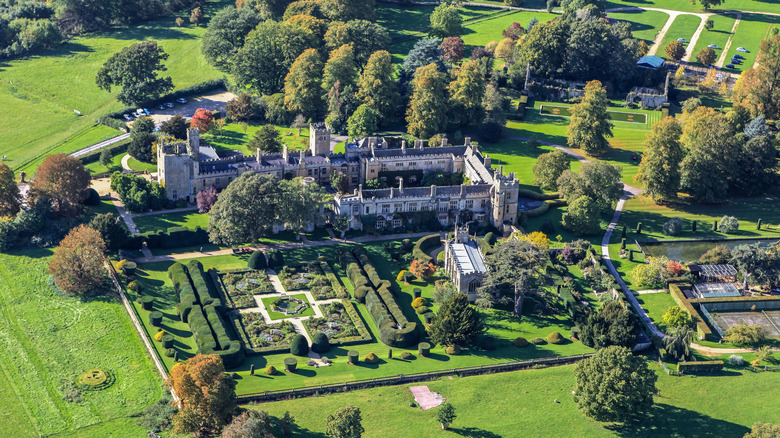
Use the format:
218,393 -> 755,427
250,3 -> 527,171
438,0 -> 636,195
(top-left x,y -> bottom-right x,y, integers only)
400,351 -> 414,360
728,355 -> 746,366
364,352 -> 379,364
267,250 -> 284,268
154,330 -> 166,342
418,342 -> 431,356
348,350 -> 359,364
413,287 -> 422,298
530,337 -> 545,345
416,305 -> 429,314
724,323 -> 767,347
445,345 -> 461,355
149,311 -> 163,326
479,120 -> 503,143
546,331 -> 564,344
354,285 -> 371,303
248,251 -> 267,270
290,334 -> 309,356
265,365 -> 277,375
127,280 -> 142,292
513,337 -> 529,347
411,297 -> 427,308
677,360 -> 724,373
162,334 -> 174,349
122,261 -> 137,275
140,295 -> 154,311
164,348 -> 175,357
284,357 -> 298,372
311,332 -> 330,354
397,270 -> 408,282
663,217 -> 683,236
83,188 -> 101,206
718,216 -> 739,234
483,232 -> 497,246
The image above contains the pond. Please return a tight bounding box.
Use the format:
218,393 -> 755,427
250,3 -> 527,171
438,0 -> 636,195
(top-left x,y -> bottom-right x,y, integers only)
639,238 -> 780,262
517,197 -> 544,211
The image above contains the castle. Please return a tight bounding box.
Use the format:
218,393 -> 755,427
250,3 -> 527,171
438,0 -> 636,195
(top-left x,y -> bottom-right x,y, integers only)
157,124 -> 520,233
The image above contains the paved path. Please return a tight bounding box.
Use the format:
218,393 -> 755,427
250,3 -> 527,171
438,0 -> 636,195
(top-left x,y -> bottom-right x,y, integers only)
682,14 -> 712,62
70,133 -> 129,158
110,192 -> 139,235
647,13 -> 678,56
121,154 -> 132,172
691,343 -> 780,356
716,13 -> 742,68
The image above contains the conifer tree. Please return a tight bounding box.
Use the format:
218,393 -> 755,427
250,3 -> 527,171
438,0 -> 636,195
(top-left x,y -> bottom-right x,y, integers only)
428,293 -> 484,347
567,80 -> 613,155
0,163 -> 20,217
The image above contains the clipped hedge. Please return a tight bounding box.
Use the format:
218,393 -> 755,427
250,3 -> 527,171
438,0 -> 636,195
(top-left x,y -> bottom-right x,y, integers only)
364,352 -> 379,364
161,335 -> 174,349
140,295 -> 154,311
320,261 -> 348,298
412,234 -> 440,264
547,332 -> 564,344
78,139 -> 129,165
678,361 -> 724,374
311,332 -> 330,354
290,334 -> 309,356
248,251 -> 267,270
400,351 -> 414,360
513,337 -> 529,347
348,350 -> 359,364
149,311 -> 163,326
284,357 -> 298,372
124,226 -> 209,250
265,365 -> 277,375
445,345 -> 461,355
669,284 -> 713,341
418,342 -> 431,356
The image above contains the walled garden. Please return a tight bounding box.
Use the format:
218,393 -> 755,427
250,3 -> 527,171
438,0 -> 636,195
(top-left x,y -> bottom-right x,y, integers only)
218,269 -> 274,309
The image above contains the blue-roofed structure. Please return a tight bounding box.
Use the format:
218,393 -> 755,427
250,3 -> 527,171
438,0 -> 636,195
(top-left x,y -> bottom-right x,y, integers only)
636,55 -> 665,69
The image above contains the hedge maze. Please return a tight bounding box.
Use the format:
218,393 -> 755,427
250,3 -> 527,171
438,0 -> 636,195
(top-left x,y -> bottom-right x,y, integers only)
340,246 -> 419,348
169,260 -> 245,368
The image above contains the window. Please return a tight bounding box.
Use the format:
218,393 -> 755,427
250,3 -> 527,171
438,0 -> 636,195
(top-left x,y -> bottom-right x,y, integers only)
370,169 -> 375,174
351,177 -> 358,184
438,205 -> 448,213
352,206 -> 360,215
394,203 -> 403,212
365,206 -> 370,214
382,204 -> 390,213
409,161 -> 417,167
392,218 -> 403,228
421,204 -> 429,211
450,200 -> 458,209
376,219 -> 386,228
380,164 -> 388,171
465,200 -> 474,209
468,279 -> 481,292
172,190 -> 178,200
307,169 -> 313,176
408,203 -> 417,212
425,161 -> 432,166
395,162 -> 404,168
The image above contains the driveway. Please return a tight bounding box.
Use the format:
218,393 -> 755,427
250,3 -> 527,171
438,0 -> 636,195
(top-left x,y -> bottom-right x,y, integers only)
132,90 -> 237,126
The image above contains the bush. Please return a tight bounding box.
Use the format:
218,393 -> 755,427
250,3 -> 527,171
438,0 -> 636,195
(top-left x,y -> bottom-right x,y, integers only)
728,355 -> 746,366
311,332 -> 330,354
348,350 -> 359,364
140,295 -> 154,311
513,337 -> 529,347
161,334 -> 174,349
416,305 -> 429,314
265,365 -> 277,375
154,330 -> 166,342
149,311 -> 163,326
719,216 -> 739,234
364,352 -> 379,364
122,261 -> 137,275
164,348 -> 175,357
411,297 -> 427,308
678,360 -> 724,374
284,357 -> 298,372
418,342 -> 431,356
546,331 -> 564,344
483,232 -> 497,246
354,285 -> 371,303
248,251 -> 267,270
663,217 -> 683,236
400,351 -> 414,360
445,345 -> 461,355
479,120 -> 503,143
530,337 -> 545,345
290,334 -> 309,356
267,250 -> 284,268
413,287 -> 422,298
83,188 -> 101,206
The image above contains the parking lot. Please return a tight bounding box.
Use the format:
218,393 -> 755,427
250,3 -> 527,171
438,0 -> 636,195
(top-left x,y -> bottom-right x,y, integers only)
124,90 -> 237,127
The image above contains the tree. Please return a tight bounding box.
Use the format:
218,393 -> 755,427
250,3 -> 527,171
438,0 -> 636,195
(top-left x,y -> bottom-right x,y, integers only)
284,48 -> 324,119
330,171 -> 350,194
319,0 -> 375,22
532,150 -> 570,191
30,154 -> 90,217
208,172 -> 282,245
331,214 -> 350,239
346,104 -> 378,139
48,225 -> 107,295
248,124 -> 283,153
744,422 -> 780,438
129,117 -> 156,162
561,195 -> 601,235
494,38 -> 516,63
481,239 -> 549,316
166,354 -> 237,435
556,161 -> 622,214
448,60 -> 486,128
202,6 -> 262,70
290,113 -> 307,136
233,20 -> 315,94
191,108 -> 214,132
410,258 -> 436,281
225,94 -> 256,122
277,178 -> 326,238
574,346 -> 658,422
285,13 -> 328,41
88,213 -> 128,251
406,63 -> 448,139
723,323 -> 768,347
439,36 -> 465,64
401,38 -> 443,80
700,245 -> 732,264
0,163 -> 20,217
735,134 -> 778,195
96,41 -> 173,106
356,50 -> 399,126
436,403 -> 457,430
324,20 -> 390,66
326,405 -> 364,438
697,47 -> 717,66
719,215 -> 739,233
663,306 -> 692,328
99,148 -> 112,169
577,301 -> 640,349
326,82 -> 359,134
429,293 -> 485,348
731,35 -> 780,119
503,22 -> 526,41
433,281 -> 456,304
189,6 -> 204,26
160,114 -> 188,140
482,84 -> 507,125
635,116 -> 683,201
744,115 -> 770,139
429,3 -> 462,38
665,40 -> 685,61
221,410 -> 272,438
196,186 -> 219,214
281,411 -> 296,435
323,44 -> 358,94
567,80 -> 613,155
663,325 -> 694,360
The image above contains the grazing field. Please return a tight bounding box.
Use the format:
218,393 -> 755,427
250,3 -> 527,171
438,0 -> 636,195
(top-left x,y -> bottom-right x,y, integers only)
0,250 -> 163,436
721,13 -> 780,73
689,13 -> 738,67
608,9 -> 670,44
249,361 -> 780,437
657,14 -> 703,60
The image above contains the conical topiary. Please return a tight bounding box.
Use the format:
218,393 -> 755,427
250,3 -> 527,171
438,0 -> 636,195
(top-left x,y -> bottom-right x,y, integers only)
290,334 -> 309,356
311,332 -> 330,354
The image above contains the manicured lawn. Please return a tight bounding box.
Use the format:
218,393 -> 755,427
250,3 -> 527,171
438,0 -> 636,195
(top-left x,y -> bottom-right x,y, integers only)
461,10 -> 558,49
249,360 -> 780,437
479,138 -> 583,189
201,123 -> 311,154
657,14 -> 703,60
606,0 -> 780,14
133,209 -> 208,233
0,249 -> 163,436
721,13 -> 780,74
540,104 -> 648,123
0,0 -> 229,176
688,13 -> 738,67
261,294 -> 315,320
636,292 -> 677,333
608,9 -> 670,44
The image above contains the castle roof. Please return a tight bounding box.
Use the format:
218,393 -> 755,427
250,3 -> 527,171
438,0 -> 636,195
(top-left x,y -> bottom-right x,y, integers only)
360,184 -> 490,200
451,240 -> 488,275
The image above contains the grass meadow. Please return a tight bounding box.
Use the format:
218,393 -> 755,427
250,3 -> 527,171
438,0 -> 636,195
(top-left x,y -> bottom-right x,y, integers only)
608,9 -> 670,44
689,13 -> 738,67
658,14 -> 703,60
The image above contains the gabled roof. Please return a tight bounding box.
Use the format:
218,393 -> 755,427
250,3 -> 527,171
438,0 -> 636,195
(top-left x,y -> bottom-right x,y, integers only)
637,55 -> 665,68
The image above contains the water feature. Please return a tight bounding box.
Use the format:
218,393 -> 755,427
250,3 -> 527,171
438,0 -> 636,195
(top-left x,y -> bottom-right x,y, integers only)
640,238 -> 780,262
517,197 -> 544,211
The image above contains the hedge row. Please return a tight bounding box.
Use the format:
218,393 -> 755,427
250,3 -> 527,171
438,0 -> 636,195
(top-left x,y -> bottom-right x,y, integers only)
78,139 -> 129,165
413,234 -> 440,264
678,360 -> 724,373
340,250 -> 373,303
669,284 -> 713,341
321,261 -> 349,298
325,299 -> 372,346
169,260 -> 245,368
525,201 -> 550,218
517,188 -> 561,200
123,226 -> 209,250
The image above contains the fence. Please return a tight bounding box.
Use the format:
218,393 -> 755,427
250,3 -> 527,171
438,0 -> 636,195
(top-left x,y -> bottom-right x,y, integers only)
238,354 -> 592,404
699,304 -> 725,338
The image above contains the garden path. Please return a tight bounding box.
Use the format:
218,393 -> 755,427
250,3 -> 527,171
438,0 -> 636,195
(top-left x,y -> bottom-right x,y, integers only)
110,191 -> 139,235
691,343 -> 780,356
120,154 -> 132,172
682,14 -> 712,62
69,133 -> 129,158
716,14 -> 742,68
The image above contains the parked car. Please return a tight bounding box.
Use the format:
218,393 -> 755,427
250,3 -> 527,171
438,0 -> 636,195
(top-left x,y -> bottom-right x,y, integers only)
726,63 -> 735,68
123,114 -> 133,121
143,108 -> 152,115
678,38 -> 688,43
158,104 -> 166,110
733,54 -> 744,60
165,102 -> 174,108
176,98 -> 187,104
736,47 -> 748,52
707,44 -> 720,49
716,73 -> 725,79
732,60 -> 743,65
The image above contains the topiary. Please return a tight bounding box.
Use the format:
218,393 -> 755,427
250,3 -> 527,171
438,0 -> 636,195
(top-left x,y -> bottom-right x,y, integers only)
530,337 -> 546,345
445,345 -> 461,355
354,285 -> 371,303
128,280 -> 142,292
149,311 -> 163,326
248,250 -> 267,270
418,342 -> 431,356
364,352 -> 380,364
154,330 -> 166,342
140,295 -> 154,310
348,350 -> 359,364
162,334 -> 174,349
662,217 -> 683,236
413,287 -> 422,298
546,331 -> 564,344
400,351 -> 414,360
415,305 -> 429,314
284,357 -> 298,372
290,334 -> 309,356
411,297 -> 427,308
265,365 -> 277,375
164,348 -> 175,357
512,337 -> 529,347
311,332 -> 330,354
83,188 -> 101,206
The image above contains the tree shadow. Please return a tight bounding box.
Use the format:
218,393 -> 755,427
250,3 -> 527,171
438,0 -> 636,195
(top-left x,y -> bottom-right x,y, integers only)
270,422 -> 328,438
605,403 -> 750,438
450,427 -> 504,438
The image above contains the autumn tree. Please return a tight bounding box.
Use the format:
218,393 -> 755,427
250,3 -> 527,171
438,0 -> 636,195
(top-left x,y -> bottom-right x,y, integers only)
556,161 -> 622,213
731,34 -> 780,119
208,172 -> 282,245
429,3 -> 463,38
744,422 -> 780,438
247,124 -> 283,153
166,354 -> 237,435
406,63 -> 448,139
428,293 -> 484,348
284,48 -> 324,119
448,59 -> 486,128
225,94 -> 256,122
96,41 -> 173,106
87,213 -> 129,251
439,36 -> 465,63
356,50 -> 399,126
410,258 -> 436,281
322,44 -> 358,94
635,116 -> 683,201
567,80 -> 613,155
696,47 -> 717,66
30,154 -> 91,217
320,0 -> 375,22
0,163 -> 20,217
191,108 -> 214,132
285,13 -> 328,42
325,81 -> 359,134
324,20 -> 389,66
202,6 -> 262,71
197,186 -> 219,213
190,6 -> 204,26
532,150 -> 570,191
481,239 -> 549,317
665,40 -> 685,61
48,225 -> 107,295
221,410 -> 272,438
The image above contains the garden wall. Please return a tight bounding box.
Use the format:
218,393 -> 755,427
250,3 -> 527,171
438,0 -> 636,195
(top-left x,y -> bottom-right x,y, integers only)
669,284 -> 714,341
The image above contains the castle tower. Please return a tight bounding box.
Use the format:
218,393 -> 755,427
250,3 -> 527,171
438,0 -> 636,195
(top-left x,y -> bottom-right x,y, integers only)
491,171 -> 519,233
157,138 -> 195,202
309,122 -> 331,156
187,128 -> 200,161
454,223 -> 469,244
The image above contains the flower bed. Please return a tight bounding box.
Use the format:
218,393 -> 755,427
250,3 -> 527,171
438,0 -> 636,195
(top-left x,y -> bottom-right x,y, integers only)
219,270 -> 273,308
241,314 -> 298,349
278,263 -> 323,291
304,300 -> 372,346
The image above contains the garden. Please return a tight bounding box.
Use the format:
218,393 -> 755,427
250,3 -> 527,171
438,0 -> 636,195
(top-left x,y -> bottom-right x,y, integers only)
240,316 -> 299,350
261,294 -> 315,320
218,269 -> 274,309
304,301 -> 367,344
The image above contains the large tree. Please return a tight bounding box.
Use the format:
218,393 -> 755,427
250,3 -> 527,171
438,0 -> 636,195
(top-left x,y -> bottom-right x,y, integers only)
401,38 -> 443,80
225,93 -> 256,122
664,40 -> 685,61
663,325 -> 694,361
635,116 -> 684,201
0,163 -> 20,217
577,301 -> 640,349
574,346 -> 658,423
221,410 -> 273,438
447,59 -> 486,128
439,36 -> 465,64
128,116 -> 156,162
428,3 -> 462,38
233,20 -> 315,94
356,50 -> 399,126
732,35 -> 780,119
87,213 -> 129,251
166,354 -> 237,435
734,134 -> 779,195
201,6 -> 262,70
325,82 -> 360,134
247,124 -> 283,153
428,293 -> 484,348
30,154 -> 91,217
48,225 -> 107,295
481,239 -> 549,317
208,172 -> 282,245
96,41 -> 173,106
532,150 -> 571,191
567,80 -> 613,155
160,114 -> 188,140
326,405 -> 364,438
324,20 -> 389,66
561,195 -> 602,235
277,178 -> 326,239
284,48 -> 324,118
322,44 -> 358,94
347,104 -> 378,139
556,161 -> 623,214
319,0 -> 375,22
406,63 -> 448,139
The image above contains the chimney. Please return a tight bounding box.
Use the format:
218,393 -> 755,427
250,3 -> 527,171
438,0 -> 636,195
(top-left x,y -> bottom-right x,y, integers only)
498,165 -> 504,176
509,172 -> 515,180
299,149 -> 305,161
399,178 -> 404,194
282,144 -> 289,161
401,141 -> 406,154
464,137 -> 471,146
390,186 -> 395,198
358,184 -> 363,198
256,148 -> 262,164
431,185 -> 437,197
484,154 -> 492,168
460,184 -> 464,196
441,136 -> 448,147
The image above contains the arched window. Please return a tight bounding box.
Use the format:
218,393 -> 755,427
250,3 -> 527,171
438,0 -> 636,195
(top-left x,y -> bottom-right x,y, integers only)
468,279 -> 481,292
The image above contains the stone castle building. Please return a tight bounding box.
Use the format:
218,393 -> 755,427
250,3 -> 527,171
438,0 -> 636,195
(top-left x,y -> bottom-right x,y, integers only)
157,123 -> 520,233
443,225 -> 488,301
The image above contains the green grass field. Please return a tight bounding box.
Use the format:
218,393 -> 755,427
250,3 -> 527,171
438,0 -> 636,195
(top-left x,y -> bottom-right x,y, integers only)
635,292 -> 677,332
461,10 -> 558,48
721,13 -> 780,73
134,209 -> 208,233
0,249 -> 164,436
540,104 -> 648,123
608,9 -> 670,44
261,294 -> 315,320
202,123 -> 311,154
249,360 -> 780,437
606,0 -> 780,14
689,13 -> 738,67
658,14 -> 703,60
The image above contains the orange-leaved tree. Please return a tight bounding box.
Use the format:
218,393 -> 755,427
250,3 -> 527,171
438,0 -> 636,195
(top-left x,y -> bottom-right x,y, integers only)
410,259 -> 436,281
48,225 -> 107,295
30,154 -> 90,217
190,108 -> 214,132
